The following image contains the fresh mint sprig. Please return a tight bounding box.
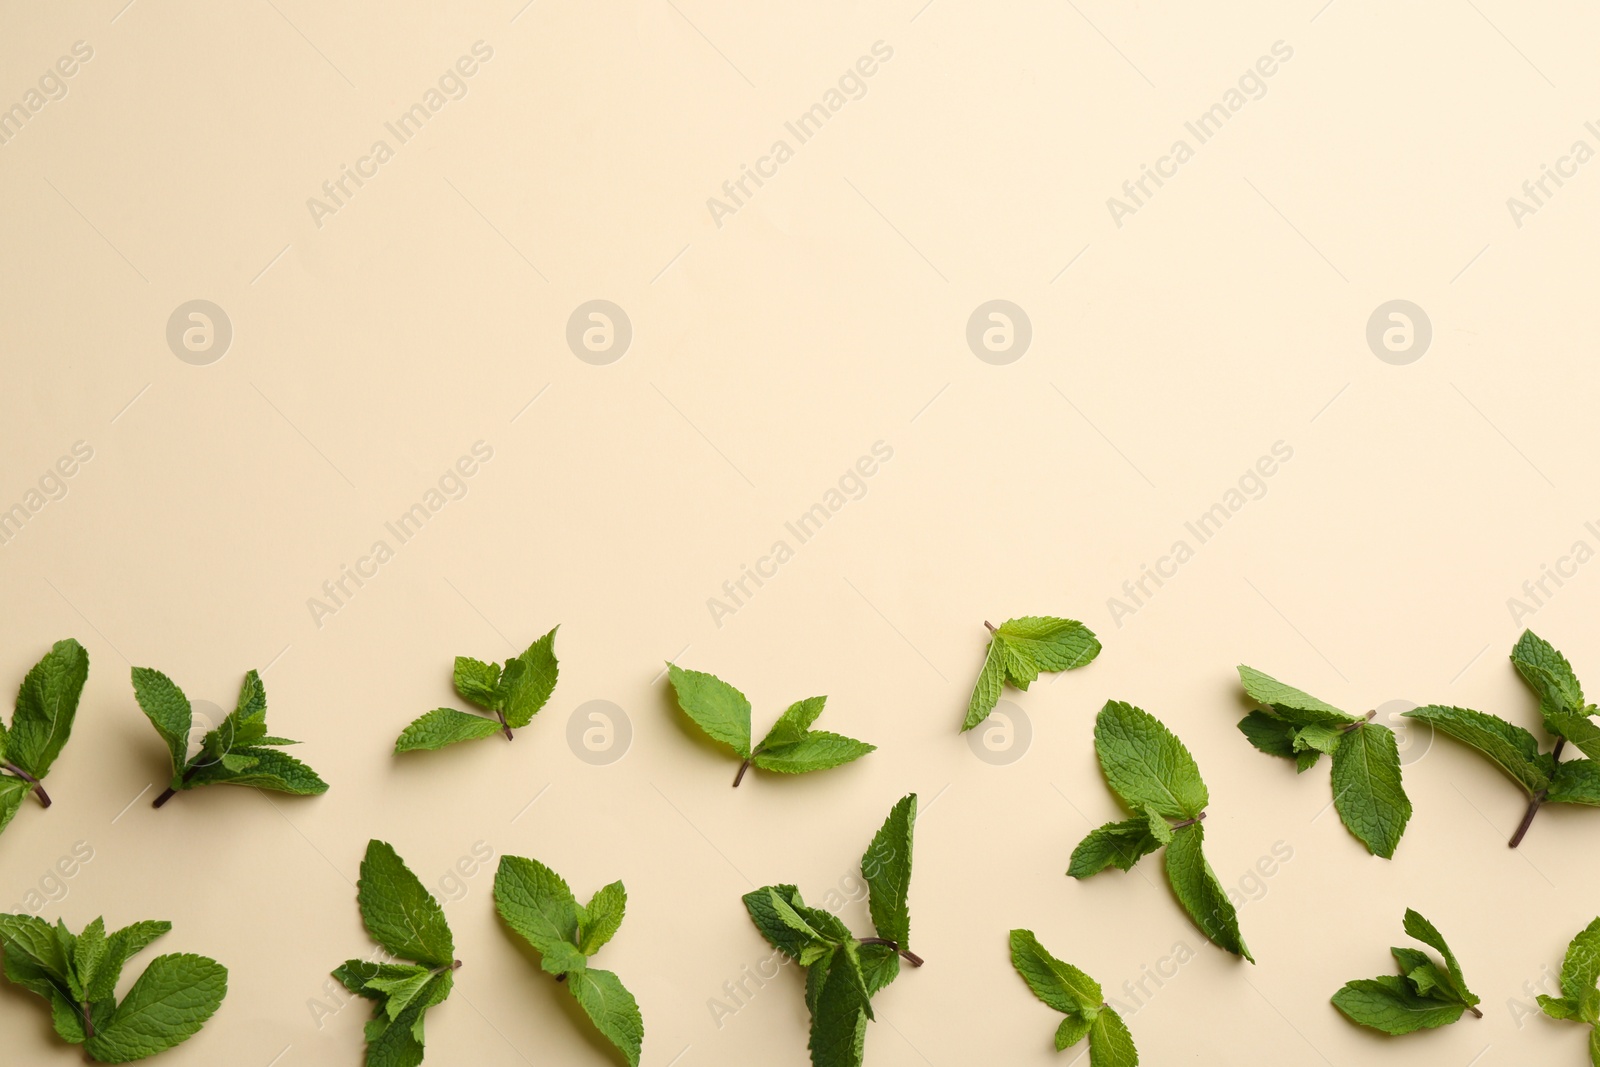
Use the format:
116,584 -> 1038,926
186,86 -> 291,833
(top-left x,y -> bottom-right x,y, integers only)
0,638 -> 89,834
1009,930 -> 1137,1063
1536,916 -> 1600,1063
963,617 -> 1100,732
1332,909 -> 1481,1035
395,628 -> 559,752
1236,666 -> 1412,858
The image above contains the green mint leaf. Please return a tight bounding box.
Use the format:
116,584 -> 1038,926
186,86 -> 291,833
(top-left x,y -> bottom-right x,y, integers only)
767,889 -> 832,947
1094,701 -> 1208,819
1008,929 -> 1102,1017
493,855 -> 579,961
751,732 -> 875,775
1086,1007 -> 1138,1066
963,617 -> 1099,732
1163,823 -> 1251,961
743,884 -> 815,960
129,667 -> 192,786
578,881 -> 626,956
0,777 -> 31,837
759,696 -> 828,750
1404,705 -> 1550,794
358,841 -> 455,969
1402,910 -> 1478,1008
666,664 -> 752,758
1332,975 -> 1465,1035
809,944 -> 872,1067
81,952 -> 227,1063
1056,1013 -> 1094,1051
70,917 -> 107,1001
963,633 -> 1008,732
1236,666 -> 1356,726
1329,724 -> 1412,858
1067,818 -> 1163,878
393,708 -> 504,753
1558,917 -> 1600,1008
568,967 -> 644,1067
500,627 -> 559,728
85,921 -> 170,1005
363,967 -> 434,1020
0,912 -> 70,981
1544,707 -> 1600,762
188,747 -> 328,795
452,656 -> 500,708
1237,711 -> 1298,760
7,638 -> 89,782
1293,722 -> 1345,755
1512,629 -> 1585,711
862,793 -> 916,950
1141,806 -> 1173,845
857,942 -> 900,996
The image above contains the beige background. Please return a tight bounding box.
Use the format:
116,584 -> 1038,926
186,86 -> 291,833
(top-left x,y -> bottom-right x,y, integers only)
1,1 -> 1597,1064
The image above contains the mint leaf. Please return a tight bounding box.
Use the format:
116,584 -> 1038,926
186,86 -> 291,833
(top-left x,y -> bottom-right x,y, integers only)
862,794 -> 916,951
0,776 -> 31,837
1329,723 -> 1412,858
83,953 -> 228,1063
1087,1007 -> 1138,1066
6,639 -> 89,790
1236,666 -> 1356,726
810,943 -> 871,1067
1512,629 -> 1585,711
1008,929 -> 1102,1016
743,884 -> 816,960
1402,909 -> 1478,1008
396,629 -> 560,751
1163,822 -> 1251,961
1556,917 -> 1600,1009
1067,818 -> 1163,878
1403,705 -> 1550,794
1237,710 -> 1298,760
1094,700 -> 1207,819
135,667 -> 328,807
1332,909 -> 1481,1035
669,666 -> 873,784
495,854 -> 643,1066
962,617 -> 1099,731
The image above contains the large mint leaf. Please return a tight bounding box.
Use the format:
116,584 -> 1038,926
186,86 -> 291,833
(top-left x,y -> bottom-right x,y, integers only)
493,855 -> 579,960
501,627 -> 559,729
666,665 -> 752,758
861,794 -> 916,949
569,967 -> 644,1067
1404,705 -> 1550,794
7,638 -> 89,780
358,841 -> 454,968
1094,701 -> 1207,819
1329,724 -> 1412,858
394,709 -> 504,753
1332,975 -> 1464,1034
1163,823 -> 1250,961
82,952 -> 227,1063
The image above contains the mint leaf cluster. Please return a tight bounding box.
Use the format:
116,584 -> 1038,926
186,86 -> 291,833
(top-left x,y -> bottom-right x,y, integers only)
0,912 -> 227,1062
131,667 -> 328,808
1407,630 -> 1600,846
0,638 -> 88,834
1009,930 -> 1137,1064
493,855 -> 643,1067
334,840 -> 460,1067
396,628 -> 559,752
1070,701 -> 1251,961
667,665 -> 874,785
743,794 -> 919,1067
1537,916 -> 1600,1063
1236,667 -> 1412,858
963,617 -> 1100,731
1332,909 -> 1481,1034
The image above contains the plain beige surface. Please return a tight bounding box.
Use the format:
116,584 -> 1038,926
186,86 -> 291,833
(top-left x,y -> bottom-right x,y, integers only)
2,1 -> 1598,1064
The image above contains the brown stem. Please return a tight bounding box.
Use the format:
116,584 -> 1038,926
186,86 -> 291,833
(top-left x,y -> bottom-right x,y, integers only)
83,1003 -> 92,1039
858,937 -> 924,966
3,763 -> 50,808
153,766 -> 200,808
733,759 -> 751,787
556,973 -> 567,983
1509,792 -> 1544,848
983,621 -> 997,634
1467,1005 -> 1483,1018
1342,710 -> 1377,733
1170,812 -> 1207,830
496,711 -> 513,742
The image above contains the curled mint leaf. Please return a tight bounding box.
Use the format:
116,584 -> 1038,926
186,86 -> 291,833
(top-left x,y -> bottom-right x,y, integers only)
1332,908 -> 1480,1035
962,617 -> 1100,732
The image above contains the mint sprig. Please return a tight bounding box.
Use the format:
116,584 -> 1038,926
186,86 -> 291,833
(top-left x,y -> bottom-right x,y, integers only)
493,855 -> 644,1067
1009,930 -> 1138,1063
395,627 -> 559,752
963,617 -> 1100,732
1406,629 -> 1600,846
1069,701 -> 1251,961
1236,666 -> 1413,858
1536,916 -> 1600,1061
0,912 -> 227,1061
1332,909 -> 1481,1034
743,794 -> 920,1067
0,638 -> 89,832
334,840 -> 460,1066
667,664 -> 874,786
131,667 -> 328,808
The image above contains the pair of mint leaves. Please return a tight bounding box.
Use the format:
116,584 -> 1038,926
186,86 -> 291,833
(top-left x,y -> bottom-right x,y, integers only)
1538,917 -> 1600,1064
743,794 -> 918,1067
1236,666 -> 1412,858
0,638 -> 89,836
1332,909 -> 1481,1034
668,665 -> 874,785
963,617 -> 1100,732
1070,701 -> 1251,961
0,912 -> 227,1062
1407,630 -> 1600,846
131,667 -> 328,807
1009,930 -> 1137,1064
394,628 -> 559,753
338,840 -> 641,1067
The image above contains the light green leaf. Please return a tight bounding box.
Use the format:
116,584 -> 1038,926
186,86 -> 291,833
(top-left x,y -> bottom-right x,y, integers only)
1401,910 -> 1476,1008
1087,1007 -> 1138,1067
759,696 -> 827,750
578,881 -> 626,956
1332,975 -> 1465,1034
129,667 -> 191,781
358,841 -> 454,968
1237,666 -> 1356,726
995,617 -> 1101,678
1293,722 -> 1345,755
1558,917 -> 1600,1005
0,776 -> 30,836
7,639 -> 89,780
1329,724 -> 1412,858
1163,823 -> 1251,961
1141,806 -> 1173,845
742,884 -> 814,960
1404,705 -> 1550,794
963,634 -> 1008,732
1094,701 -> 1208,820
82,953 -> 227,1063
501,627 -> 559,729
861,794 -> 916,949
394,708 -> 503,753
857,942 -> 900,996
666,665 -> 752,758
1009,929 -> 1101,1015
452,656 -> 500,708
1543,708 -> 1600,762
1067,818 -> 1163,878
493,855 -> 579,960
1056,1013 -> 1093,1051
189,748 -> 328,796
366,967 -> 435,1020
0,912 -> 70,980
751,732 -> 875,775
568,967 -> 644,1067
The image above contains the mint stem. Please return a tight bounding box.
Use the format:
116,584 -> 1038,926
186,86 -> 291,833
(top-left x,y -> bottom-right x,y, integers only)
1342,710 -> 1377,733
733,759 -> 751,787
496,711 -> 513,742
153,765 -> 200,808
1467,1005 -> 1483,1018
1511,738 -> 1565,848
858,937 -> 924,966
83,1002 -> 92,1039
3,763 -> 50,808
983,621 -> 997,634
1171,812 -> 1207,830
